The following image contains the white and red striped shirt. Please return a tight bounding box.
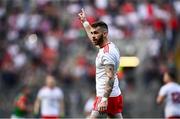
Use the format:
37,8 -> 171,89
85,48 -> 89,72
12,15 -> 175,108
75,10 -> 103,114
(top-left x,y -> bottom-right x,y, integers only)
95,42 -> 121,97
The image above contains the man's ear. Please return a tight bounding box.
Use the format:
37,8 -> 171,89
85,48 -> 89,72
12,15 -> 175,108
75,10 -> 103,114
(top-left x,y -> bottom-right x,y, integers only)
103,31 -> 108,37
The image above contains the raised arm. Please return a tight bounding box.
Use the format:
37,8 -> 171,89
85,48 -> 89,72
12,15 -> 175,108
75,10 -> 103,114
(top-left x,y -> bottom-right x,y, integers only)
78,8 -> 93,41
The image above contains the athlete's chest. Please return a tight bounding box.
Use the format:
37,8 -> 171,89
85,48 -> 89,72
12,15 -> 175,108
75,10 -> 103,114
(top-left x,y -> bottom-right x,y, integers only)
42,90 -> 59,100
95,51 -> 104,68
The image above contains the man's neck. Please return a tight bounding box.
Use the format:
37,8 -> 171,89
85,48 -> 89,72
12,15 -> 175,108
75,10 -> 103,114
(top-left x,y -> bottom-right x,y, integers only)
166,80 -> 174,84
100,38 -> 110,48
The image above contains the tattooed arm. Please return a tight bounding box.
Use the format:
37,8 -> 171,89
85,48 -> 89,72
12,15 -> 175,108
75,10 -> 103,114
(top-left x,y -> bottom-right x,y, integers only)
103,64 -> 115,98
98,64 -> 115,112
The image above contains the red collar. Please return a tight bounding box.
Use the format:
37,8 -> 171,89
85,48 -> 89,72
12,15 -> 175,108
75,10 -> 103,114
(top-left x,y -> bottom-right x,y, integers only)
100,42 -> 110,48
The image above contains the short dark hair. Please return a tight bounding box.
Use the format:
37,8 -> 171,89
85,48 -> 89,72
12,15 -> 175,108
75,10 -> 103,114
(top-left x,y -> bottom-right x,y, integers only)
19,84 -> 30,92
91,21 -> 108,32
167,67 -> 177,81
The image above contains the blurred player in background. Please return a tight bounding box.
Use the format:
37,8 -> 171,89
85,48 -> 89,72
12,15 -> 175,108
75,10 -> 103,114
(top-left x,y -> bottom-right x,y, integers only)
157,68 -> 180,118
34,75 -> 64,119
11,85 -> 31,119
84,91 -> 96,118
78,9 -> 123,118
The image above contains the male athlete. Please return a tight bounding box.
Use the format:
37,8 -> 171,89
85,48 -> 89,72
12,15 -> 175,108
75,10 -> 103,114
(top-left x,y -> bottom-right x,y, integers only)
157,68 -> 180,118
11,85 -> 31,118
34,75 -> 64,119
78,9 -> 123,118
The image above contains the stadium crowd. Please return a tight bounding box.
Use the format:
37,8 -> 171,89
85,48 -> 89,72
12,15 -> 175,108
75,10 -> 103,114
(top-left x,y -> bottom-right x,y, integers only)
0,0 -> 179,117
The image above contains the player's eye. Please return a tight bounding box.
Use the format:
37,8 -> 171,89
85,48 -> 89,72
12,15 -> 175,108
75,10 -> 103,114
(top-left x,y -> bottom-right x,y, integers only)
94,31 -> 98,34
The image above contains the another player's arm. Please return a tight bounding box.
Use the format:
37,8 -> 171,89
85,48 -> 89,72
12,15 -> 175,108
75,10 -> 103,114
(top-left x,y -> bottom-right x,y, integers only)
34,98 -> 41,115
103,64 -> 115,98
78,8 -> 93,41
156,95 -> 165,104
60,98 -> 65,117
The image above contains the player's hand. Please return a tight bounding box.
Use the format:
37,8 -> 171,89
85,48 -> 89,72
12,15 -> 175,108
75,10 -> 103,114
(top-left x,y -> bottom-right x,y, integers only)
98,99 -> 108,112
78,8 -> 87,23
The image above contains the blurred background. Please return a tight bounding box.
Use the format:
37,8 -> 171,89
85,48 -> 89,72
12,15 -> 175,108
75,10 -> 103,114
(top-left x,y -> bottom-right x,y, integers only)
0,0 -> 180,118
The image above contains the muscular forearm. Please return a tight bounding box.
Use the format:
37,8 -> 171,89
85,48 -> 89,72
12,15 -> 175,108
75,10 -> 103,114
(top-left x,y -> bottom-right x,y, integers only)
103,78 -> 114,98
103,64 -> 115,98
82,21 -> 93,41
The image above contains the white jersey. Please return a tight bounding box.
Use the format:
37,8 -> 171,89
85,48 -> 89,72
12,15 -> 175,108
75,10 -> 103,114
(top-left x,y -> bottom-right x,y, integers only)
95,42 -> 121,97
84,97 -> 95,113
37,86 -> 64,116
159,82 -> 180,117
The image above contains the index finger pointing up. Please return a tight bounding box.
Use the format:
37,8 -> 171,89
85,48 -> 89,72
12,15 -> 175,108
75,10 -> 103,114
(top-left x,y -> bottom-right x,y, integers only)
81,8 -> 85,13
